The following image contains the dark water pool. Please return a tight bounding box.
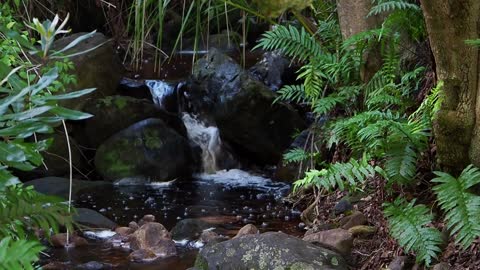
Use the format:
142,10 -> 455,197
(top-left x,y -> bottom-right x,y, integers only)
44,170 -> 303,269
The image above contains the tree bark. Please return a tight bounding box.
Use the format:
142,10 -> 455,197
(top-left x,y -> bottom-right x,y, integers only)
336,0 -> 382,82
420,0 -> 480,171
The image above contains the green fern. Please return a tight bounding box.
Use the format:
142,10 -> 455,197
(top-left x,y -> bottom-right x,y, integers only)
283,148 -> 311,164
0,185 -> 74,239
294,155 -> 379,192
0,237 -> 44,270
384,198 -> 443,266
368,0 -> 420,17
274,85 -> 307,103
432,165 -> 480,248
255,24 -> 323,62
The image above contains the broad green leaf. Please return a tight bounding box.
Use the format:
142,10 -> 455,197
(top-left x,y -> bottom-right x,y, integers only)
0,141 -> 27,163
50,106 -> 93,120
50,30 -> 96,56
33,88 -> 96,102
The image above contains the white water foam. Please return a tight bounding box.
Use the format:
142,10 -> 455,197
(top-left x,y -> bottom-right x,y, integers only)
84,230 -> 117,240
195,169 -> 288,192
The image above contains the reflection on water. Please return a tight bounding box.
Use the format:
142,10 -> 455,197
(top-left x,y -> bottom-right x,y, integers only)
44,171 -> 301,269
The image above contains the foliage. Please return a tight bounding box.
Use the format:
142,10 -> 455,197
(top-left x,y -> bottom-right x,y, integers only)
383,198 -> 443,266
432,165 -> 480,248
0,237 -> 44,270
0,9 -> 97,269
294,155 -> 381,193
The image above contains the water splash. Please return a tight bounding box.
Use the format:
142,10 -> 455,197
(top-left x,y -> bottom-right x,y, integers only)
182,113 -> 223,173
145,80 -> 176,110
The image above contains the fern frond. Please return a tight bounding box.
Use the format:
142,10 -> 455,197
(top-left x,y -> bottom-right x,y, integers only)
0,185 -> 74,239
432,165 -> 480,248
274,85 -> 307,103
283,148 -> 310,164
255,25 -> 323,62
368,0 -> 420,17
312,95 -> 347,116
385,142 -> 418,184
384,198 -> 442,266
0,237 -> 44,270
294,156 -> 378,192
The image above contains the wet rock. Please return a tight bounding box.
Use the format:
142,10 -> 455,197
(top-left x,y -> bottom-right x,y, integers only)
24,177 -> 110,200
199,230 -> 227,245
189,49 -> 306,165
129,222 -> 172,251
74,208 -> 117,229
129,221 -> 140,231
52,32 -> 123,111
138,214 -> 156,226
233,224 -> 259,238
171,218 -> 212,240
74,261 -> 112,270
334,198 -> 353,216
82,96 -> 187,147
304,223 -> 336,237
249,51 -> 291,91
115,227 -> 133,237
117,77 -> 152,100
432,262 -> 451,270
303,228 -> 353,255
348,225 -> 377,238
387,256 -> 415,270
51,233 -> 88,248
149,239 -> 177,257
95,118 -> 195,182
128,249 -> 157,262
194,232 -> 347,270
339,211 -> 367,230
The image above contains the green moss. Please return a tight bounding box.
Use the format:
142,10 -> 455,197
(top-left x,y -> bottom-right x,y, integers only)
193,255 -> 209,270
144,129 -> 163,149
114,96 -> 128,109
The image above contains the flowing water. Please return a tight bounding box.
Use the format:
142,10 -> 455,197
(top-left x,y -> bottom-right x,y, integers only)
45,172 -> 301,269
43,55 -> 300,269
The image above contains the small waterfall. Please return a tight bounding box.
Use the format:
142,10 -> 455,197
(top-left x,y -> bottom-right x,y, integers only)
181,114 -> 222,173
146,79 -> 227,173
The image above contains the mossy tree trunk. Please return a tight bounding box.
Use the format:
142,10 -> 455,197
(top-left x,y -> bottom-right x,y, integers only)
420,0 -> 480,171
336,0 -> 382,82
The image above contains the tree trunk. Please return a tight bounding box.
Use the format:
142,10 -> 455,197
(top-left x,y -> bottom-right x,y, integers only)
420,1 -> 480,171
336,0 -> 382,81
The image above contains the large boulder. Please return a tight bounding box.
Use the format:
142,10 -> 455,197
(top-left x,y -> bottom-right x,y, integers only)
194,232 -> 347,270
188,49 -> 306,164
53,32 -> 123,111
128,222 -> 177,261
94,118 -> 195,182
82,95 -> 187,147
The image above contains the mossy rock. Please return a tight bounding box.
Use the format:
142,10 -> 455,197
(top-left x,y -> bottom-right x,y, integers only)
190,49 -> 306,165
81,95 -> 187,147
194,232 -> 347,270
94,118 -> 194,182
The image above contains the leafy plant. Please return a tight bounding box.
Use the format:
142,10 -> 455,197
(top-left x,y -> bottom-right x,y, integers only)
0,237 -> 44,270
432,165 -> 480,248
384,198 -> 443,266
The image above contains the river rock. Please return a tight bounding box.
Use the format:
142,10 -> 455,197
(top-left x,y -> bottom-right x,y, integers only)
249,51 -> 292,91
387,256 -> 415,270
339,211 -> 367,230
51,233 -> 88,248
188,49 -> 306,164
303,228 -> 353,255
138,214 -> 156,226
52,32 -> 123,111
432,263 -> 451,270
74,208 -> 117,229
95,118 -> 195,182
129,222 -> 172,250
115,227 -> 133,237
334,198 -> 354,215
194,232 -> 347,270
171,218 -> 213,240
128,222 -> 177,261
233,224 -> 259,238
199,230 -> 227,245
82,96 -> 187,147
24,177 -> 110,200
